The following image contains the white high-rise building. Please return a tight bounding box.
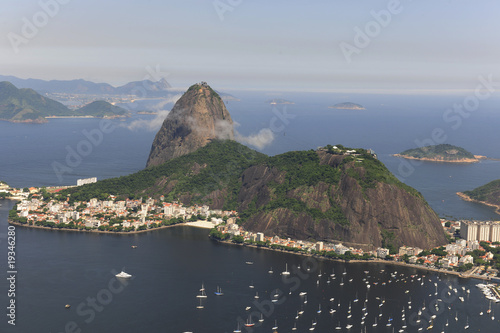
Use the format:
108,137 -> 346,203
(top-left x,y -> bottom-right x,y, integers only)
460,221 -> 478,242
460,220 -> 500,242
491,224 -> 500,243
479,223 -> 490,242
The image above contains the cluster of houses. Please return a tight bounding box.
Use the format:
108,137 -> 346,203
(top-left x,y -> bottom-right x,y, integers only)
217,220 -> 398,258
14,191 -> 236,231
216,219 -> 498,276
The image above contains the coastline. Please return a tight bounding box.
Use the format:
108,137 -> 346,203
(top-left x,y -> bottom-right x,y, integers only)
8,219 -> 214,235
393,154 -> 479,163
456,192 -> 500,215
8,219 -> 498,282
212,238 -> 499,283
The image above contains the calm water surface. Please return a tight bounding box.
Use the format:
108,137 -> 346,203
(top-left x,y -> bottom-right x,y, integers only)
1,92 -> 500,332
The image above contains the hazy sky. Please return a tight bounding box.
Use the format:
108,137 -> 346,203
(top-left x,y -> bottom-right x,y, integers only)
1,0 -> 499,92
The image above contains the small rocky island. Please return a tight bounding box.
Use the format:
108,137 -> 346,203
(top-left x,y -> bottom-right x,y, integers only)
265,98 -> 294,105
394,144 -> 485,163
328,102 -> 365,110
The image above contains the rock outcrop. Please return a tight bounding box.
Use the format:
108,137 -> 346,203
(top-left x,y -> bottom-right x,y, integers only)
146,82 -> 234,167
239,151 -> 446,250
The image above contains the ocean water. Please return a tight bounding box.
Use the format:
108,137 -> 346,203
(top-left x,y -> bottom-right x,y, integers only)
1,91 -> 500,332
0,202 -> 499,332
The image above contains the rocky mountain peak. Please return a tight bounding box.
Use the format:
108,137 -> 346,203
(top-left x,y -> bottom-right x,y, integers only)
146,82 -> 234,167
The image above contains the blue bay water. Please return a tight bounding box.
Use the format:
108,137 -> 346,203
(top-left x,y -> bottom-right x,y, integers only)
1,91 -> 500,332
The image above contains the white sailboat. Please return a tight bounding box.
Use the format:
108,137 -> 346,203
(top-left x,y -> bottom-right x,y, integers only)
244,315 -> 255,327
214,286 -> 223,296
197,283 -> 207,298
282,263 -> 290,275
464,316 -> 469,330
272,320 -> 278,330
233,322 -> 241,333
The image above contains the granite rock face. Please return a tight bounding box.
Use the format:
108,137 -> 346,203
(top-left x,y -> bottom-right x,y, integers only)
146,82 -> 234,167
238,152 -> 447,250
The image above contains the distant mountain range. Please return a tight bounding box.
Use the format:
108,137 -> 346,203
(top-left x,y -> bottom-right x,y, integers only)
0,75 -> 172,97
0,75 -> 238,101
0,81 -> 129,122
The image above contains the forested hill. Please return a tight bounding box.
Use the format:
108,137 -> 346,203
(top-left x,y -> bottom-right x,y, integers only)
60,140 -> 446,249
460,179 -> 500,215
0,81 -> 71,122
75,101 -> 130,118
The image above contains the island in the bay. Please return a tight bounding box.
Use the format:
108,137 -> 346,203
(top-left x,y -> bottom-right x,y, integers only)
265,98 -> 294,105
458,179 -> 500,215
328,102 -> 365,110
394,144 -> 486,163
0,81 -> 130,123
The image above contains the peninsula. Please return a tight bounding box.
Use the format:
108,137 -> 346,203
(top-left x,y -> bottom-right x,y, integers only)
458,179 -> 500,215
50,82 -> 447,250
328,102 -> 365,110
394,144 -> 485,163
0,81 -> 130,123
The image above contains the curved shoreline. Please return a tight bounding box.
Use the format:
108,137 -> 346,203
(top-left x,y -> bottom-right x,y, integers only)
212,238 -> 498,282
8,220 -> 187,235
8,220 -> 498,282
393,154 -> 479,163
456,192 -> 500,215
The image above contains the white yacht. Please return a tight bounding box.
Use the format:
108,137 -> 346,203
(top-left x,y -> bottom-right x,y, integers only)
115,270 -> 132,278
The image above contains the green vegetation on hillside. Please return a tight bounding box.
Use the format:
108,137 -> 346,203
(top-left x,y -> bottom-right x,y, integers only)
75,101 -> 129,118
463,179 -> 500,204
60,140 -> 266,205
61,140 -> 427,231
399,144 -> 475,161
0,81 -> 72,121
